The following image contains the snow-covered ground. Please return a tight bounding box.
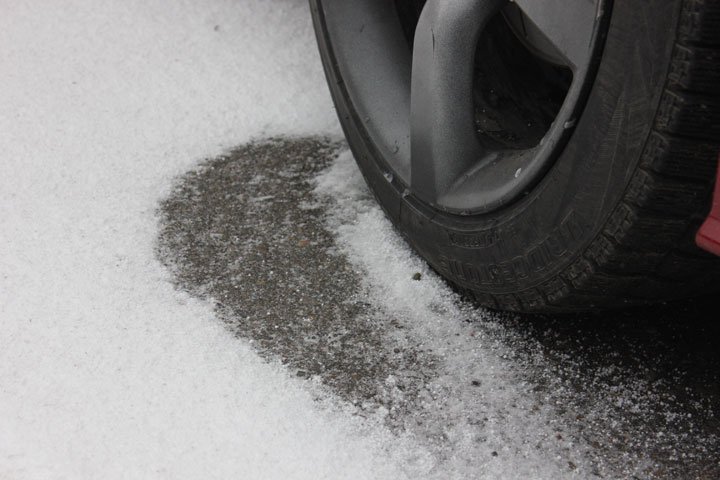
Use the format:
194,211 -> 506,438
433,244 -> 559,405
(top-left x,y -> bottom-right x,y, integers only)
0,1 -> 410,478
2,1 -> 718,479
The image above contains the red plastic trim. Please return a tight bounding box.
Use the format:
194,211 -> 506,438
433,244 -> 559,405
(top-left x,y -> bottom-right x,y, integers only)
696,152 -> 720,257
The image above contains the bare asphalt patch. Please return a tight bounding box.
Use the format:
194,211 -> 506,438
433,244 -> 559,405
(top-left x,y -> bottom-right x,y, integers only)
156,138 -> 436,421
157,137 -> 719,479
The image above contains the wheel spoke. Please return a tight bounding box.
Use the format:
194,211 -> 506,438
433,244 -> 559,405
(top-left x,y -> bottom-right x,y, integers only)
410,0 -> 503,204
510,0 -> 599,69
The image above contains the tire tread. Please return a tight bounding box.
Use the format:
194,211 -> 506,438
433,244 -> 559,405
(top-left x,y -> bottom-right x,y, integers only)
477,0 -> 720,312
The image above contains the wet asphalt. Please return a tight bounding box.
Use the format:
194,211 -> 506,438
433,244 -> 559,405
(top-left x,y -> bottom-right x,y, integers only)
156,137 -> 719,479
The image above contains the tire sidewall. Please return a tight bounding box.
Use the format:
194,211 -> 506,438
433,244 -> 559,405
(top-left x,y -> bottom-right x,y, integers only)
312,0 -> 680,297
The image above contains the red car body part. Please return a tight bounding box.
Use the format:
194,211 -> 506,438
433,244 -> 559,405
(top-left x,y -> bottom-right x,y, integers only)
696,153 -> 720,257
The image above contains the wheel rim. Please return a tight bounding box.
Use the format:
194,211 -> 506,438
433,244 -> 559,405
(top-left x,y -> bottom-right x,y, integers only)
320,0 -> 611,214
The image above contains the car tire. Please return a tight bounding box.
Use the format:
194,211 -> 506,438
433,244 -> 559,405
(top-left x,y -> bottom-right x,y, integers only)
310,0 -> 720,313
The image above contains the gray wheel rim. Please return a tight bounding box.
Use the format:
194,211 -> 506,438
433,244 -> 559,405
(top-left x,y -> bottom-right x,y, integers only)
321,0 -> 611,214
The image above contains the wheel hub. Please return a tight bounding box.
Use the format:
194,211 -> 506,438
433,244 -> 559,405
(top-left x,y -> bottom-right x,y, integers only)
321,0 -> 611,214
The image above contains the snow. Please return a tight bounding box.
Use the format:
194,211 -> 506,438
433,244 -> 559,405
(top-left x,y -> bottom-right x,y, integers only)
315,151 -> 588,478
3,0 -> 716,478
0,1 -> 417,478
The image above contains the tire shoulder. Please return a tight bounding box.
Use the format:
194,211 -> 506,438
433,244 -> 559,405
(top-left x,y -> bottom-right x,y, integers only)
505,0 -> 720,312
